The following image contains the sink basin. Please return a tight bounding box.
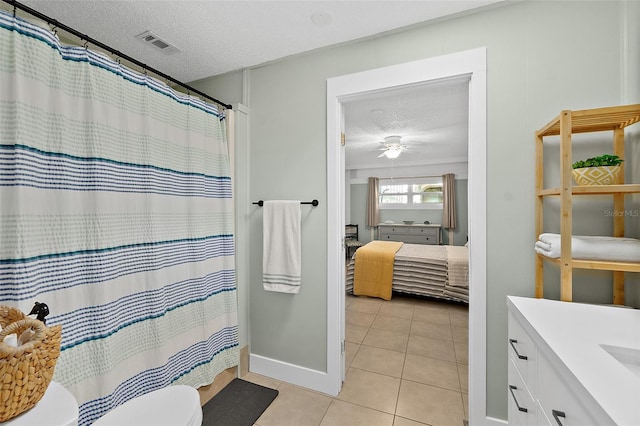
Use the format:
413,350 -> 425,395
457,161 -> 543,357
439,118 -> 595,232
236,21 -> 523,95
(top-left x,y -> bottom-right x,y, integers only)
600,344 -> 640,379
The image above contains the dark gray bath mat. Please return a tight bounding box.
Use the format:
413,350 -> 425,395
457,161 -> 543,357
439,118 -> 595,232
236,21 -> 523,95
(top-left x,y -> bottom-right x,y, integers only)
202,378 -> 278,426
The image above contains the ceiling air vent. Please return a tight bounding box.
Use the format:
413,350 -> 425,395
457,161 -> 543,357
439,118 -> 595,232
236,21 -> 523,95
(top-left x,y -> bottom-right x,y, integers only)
135,31 -> 180,55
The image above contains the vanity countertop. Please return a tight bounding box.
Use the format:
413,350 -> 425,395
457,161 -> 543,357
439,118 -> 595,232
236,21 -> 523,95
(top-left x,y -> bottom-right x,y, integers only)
507,296 -> 640,426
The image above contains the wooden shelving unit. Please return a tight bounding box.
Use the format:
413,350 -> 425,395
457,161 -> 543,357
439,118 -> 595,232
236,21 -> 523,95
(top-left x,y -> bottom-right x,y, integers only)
535,104 -> 640,304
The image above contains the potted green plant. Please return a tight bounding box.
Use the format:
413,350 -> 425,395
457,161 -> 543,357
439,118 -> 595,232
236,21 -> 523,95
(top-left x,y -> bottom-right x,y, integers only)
571,154 -> 623,185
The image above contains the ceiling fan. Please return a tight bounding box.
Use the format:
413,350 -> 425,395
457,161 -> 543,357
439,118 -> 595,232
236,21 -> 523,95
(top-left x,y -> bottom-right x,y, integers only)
377,135 -> 408,159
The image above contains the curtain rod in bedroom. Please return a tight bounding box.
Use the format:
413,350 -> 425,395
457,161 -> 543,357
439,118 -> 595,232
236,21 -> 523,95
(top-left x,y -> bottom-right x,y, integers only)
3,0 -> 233,111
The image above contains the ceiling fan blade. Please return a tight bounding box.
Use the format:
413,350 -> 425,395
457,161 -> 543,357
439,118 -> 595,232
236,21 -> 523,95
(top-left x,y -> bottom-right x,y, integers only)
377,152 -> 387,157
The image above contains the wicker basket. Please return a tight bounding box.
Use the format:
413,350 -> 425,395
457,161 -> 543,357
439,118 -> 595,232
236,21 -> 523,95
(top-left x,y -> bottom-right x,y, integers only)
0,306 -> 62,422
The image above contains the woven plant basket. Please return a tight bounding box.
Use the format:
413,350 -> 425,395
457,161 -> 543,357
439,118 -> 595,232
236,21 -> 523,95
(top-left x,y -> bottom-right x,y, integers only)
0,306 -> 62,422
572,165 -> 622,185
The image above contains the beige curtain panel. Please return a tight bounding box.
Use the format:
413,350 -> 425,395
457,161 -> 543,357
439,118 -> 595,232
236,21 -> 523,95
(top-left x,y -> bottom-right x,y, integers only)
366,177 -> 380,227
442,173 -> 456,230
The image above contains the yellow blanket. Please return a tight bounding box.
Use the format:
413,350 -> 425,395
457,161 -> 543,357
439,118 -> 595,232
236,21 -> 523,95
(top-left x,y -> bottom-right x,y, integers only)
353,241 -> 403,300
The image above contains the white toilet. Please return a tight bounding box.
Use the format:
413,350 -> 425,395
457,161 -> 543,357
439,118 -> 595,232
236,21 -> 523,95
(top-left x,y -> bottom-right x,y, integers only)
5,381 -> 203,426
4,382 -> 78,426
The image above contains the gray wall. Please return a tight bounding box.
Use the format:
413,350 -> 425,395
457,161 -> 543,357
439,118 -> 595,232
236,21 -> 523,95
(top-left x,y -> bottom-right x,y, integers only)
191,1 -> 639,420
348,183 -> 370,243
350,179 -> 468,246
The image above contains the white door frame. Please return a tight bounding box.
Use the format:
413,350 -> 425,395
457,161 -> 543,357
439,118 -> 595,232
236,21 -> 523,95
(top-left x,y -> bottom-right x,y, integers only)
326,47 -> 490,424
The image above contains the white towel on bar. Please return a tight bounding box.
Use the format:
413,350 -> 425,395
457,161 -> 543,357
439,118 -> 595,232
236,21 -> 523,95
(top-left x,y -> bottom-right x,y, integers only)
263,200 -> 302,293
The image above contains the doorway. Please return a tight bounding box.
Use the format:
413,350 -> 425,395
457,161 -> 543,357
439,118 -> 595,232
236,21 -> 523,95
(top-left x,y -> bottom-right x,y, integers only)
326,48 -> 487,424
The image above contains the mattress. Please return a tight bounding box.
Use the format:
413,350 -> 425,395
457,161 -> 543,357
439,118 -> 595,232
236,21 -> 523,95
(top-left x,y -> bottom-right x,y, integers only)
346,243 -> 469,303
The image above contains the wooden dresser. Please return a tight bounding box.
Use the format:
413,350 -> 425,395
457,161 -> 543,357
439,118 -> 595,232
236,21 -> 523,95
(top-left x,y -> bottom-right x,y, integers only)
377,223 -> 441,245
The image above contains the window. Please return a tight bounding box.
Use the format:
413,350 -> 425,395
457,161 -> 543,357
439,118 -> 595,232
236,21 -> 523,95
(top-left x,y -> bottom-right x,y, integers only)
379,177 -> 443,209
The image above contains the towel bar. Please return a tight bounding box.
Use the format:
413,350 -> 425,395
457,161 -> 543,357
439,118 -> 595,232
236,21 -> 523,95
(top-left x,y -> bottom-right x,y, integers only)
252,200 -> 319,207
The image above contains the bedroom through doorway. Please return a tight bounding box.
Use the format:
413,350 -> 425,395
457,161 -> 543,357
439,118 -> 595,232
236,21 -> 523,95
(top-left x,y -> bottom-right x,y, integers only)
326,47 -> 487,423
340,76 -> 471,422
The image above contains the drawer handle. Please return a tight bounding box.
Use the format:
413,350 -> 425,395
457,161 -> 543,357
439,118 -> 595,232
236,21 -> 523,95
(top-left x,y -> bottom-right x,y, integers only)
508,385 -> 528,413
509,339 -> 528,360
552,410 -> 566,426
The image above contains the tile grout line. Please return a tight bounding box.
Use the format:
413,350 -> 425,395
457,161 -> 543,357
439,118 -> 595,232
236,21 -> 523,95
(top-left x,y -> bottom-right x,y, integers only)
345,294 -> 469,424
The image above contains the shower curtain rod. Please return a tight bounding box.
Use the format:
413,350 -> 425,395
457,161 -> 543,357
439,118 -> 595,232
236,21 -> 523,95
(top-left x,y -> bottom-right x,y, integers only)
3,0 -> 233,111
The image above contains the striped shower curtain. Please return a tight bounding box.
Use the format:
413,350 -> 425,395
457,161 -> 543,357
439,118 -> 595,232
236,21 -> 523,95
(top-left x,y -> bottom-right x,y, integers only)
0,11 -> 238,425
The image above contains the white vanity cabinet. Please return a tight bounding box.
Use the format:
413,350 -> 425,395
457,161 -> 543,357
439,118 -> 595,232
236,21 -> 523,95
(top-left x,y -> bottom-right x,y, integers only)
535,353 -> 598,426
507,311 -> 539,425
507,296 -> 640,426
507,357 -> 537,425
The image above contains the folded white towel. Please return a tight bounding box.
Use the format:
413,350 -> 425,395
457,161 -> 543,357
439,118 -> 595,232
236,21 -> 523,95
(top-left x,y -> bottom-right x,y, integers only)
535,233 -> 640,262
534,240 -> 557,258
263,201 -> 302,294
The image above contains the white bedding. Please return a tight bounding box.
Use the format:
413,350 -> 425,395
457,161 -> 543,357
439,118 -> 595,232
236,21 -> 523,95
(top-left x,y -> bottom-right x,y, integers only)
535,233 -> 640,262
446,246 -> 469,288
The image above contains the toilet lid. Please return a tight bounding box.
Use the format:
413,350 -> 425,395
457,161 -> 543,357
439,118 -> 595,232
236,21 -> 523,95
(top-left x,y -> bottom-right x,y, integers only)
4,382 -> 78,426
93,385 -> 202,426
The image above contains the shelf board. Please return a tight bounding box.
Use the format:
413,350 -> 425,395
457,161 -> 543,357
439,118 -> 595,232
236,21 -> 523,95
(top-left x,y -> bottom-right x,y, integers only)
536,104 -> 640,137
538,184 -> 640,196
538,253 -> 640,272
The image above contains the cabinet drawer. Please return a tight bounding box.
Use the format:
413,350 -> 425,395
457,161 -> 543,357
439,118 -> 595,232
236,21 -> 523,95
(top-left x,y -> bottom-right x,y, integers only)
508,312 -> 538,394
412,227 -> 438,237
508,358 -> 537,426
379,226 -> 412,234
379,226 -> 439,236
379,234 -> 438,245
536,402 -> 553,426
537,353 -> 608,426
401,235 -> 437,244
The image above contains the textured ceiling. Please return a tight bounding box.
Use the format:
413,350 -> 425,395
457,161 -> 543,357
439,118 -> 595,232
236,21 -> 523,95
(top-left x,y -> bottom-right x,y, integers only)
17,0 -> 502,83
9,0 -> 494,170
344,76 -> 470,170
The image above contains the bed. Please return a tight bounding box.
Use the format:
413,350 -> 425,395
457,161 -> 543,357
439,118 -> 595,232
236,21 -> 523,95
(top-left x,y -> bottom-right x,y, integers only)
346,242 -> 469,303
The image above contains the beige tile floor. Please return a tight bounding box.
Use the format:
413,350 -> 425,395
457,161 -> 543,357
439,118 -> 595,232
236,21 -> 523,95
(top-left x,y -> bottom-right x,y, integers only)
243,293 -> 469,426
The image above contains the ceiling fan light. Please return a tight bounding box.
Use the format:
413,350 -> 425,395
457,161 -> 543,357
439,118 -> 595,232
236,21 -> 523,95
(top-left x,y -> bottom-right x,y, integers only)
384,148 -> 402,159
384,135 -> 402,145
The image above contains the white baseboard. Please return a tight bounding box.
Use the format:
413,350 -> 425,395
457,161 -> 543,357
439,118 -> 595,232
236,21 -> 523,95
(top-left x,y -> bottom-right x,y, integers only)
249,353 -> 337,396
485,416 -> 508,425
